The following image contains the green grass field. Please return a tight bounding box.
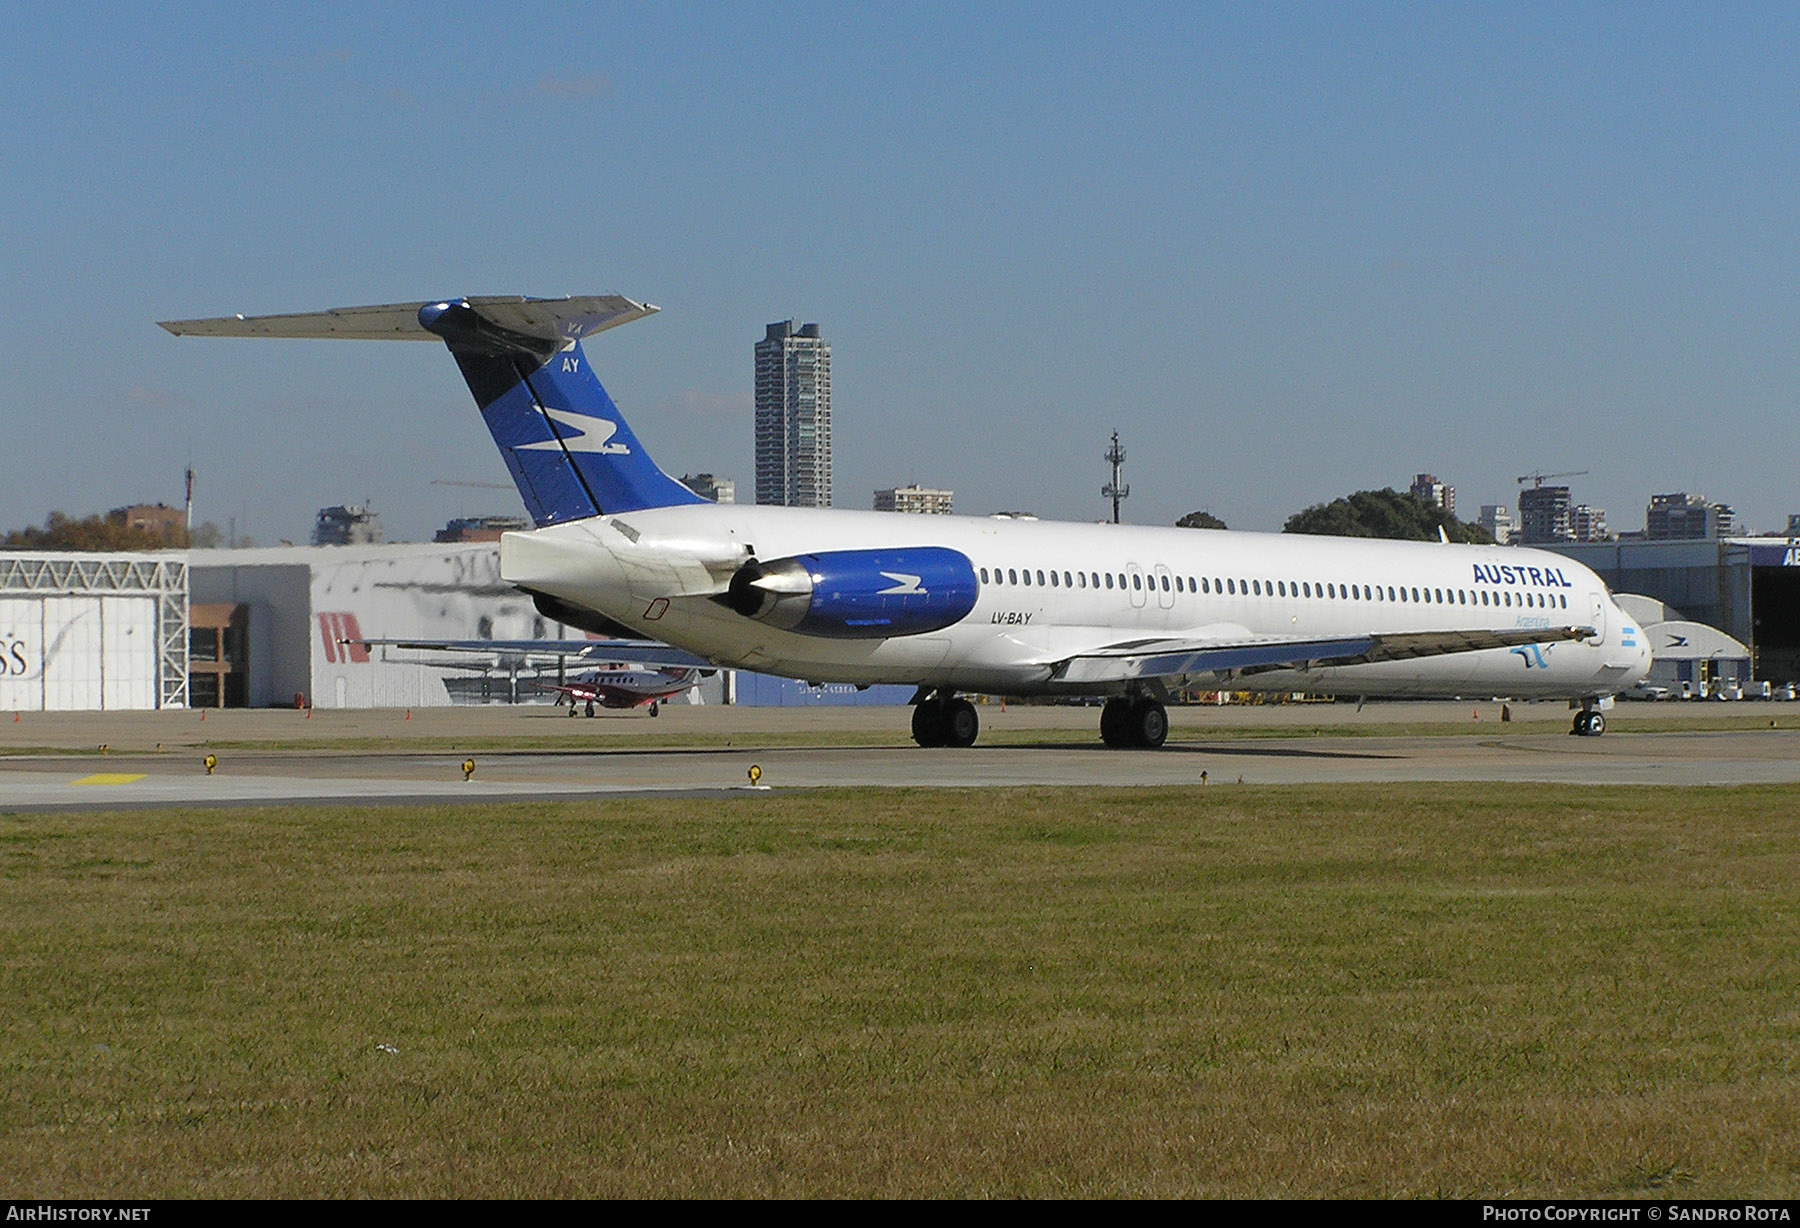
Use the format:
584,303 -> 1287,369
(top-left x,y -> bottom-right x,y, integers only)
4,785 -> 1798,1197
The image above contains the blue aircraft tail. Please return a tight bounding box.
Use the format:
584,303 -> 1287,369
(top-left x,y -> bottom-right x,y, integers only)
159,294 -> 705,526
418,299 -> 704,525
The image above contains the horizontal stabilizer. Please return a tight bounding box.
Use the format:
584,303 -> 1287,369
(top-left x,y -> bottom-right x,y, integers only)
159,295 -> 657,346
1054,625 -> 1595,685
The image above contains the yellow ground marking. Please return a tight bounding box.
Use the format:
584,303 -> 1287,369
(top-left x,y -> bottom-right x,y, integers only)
72,773 -> 147,786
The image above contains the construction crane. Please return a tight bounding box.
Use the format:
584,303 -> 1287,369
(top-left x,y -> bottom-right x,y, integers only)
1515,469 -> 1589,488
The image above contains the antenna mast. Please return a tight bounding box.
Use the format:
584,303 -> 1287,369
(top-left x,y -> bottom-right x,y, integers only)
1102,430 -> 1129,524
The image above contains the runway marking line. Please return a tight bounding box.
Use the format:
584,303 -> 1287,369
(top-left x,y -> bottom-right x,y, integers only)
72,773 -> 147,786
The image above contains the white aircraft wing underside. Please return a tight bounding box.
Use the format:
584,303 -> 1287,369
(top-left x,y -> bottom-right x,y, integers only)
1052,625 -> 1596,685
349,637 -> 715,669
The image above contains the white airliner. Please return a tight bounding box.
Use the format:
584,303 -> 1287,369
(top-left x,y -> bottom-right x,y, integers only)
161,295 -> 1651,747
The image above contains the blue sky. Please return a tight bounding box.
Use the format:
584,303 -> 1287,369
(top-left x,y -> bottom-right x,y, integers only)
4,3 -> 1797,542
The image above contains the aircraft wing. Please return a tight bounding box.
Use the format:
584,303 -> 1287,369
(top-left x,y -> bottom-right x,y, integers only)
1051,625 -> 1596,686
347,637 -> 715,669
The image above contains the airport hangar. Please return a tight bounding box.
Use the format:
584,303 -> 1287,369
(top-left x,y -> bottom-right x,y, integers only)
1545,536 -> 1797,690
1,542 -> 908,712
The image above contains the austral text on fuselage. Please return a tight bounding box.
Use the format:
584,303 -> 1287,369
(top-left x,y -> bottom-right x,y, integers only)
1472,563 -> 1576,589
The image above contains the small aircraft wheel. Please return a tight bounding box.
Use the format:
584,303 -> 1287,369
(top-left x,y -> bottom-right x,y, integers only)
1131,699 -> 1169,749
567,703 -> 578,717
911,699 -> 948,748
1586,711 -> 1605,736
1100,697 -> 1132,747
585,700 -> 596,718
944,698 -> 980,748
649,701 -> 660,717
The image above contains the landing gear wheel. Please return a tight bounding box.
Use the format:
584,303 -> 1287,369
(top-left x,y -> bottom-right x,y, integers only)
566,702 -> 578,718
648,701 -> 660,717
584,700 -> 596,718
911,699 -> 948,748
1131,699 -> 1170,749
943,698 -> 980,748
1100,698 -> 1132,747
1571,709 -> 1606,737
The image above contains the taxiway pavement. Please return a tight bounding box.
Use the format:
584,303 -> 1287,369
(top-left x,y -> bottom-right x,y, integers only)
3,701 -> 1795,810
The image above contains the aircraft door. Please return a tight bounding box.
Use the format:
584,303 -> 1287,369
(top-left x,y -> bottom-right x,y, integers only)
1125,563 -> 1147,609
1153,564 -> 1175,609
1586,591 -> 1607,645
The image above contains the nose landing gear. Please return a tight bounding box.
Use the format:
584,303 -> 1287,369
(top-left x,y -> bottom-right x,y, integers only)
1571,707 -> 1607,736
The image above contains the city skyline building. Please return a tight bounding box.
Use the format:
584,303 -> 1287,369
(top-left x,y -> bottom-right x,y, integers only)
1517,485 -> 1573,544
312,504 -> 383,547
874,484 -> 953,515
1572,503 -> 1610,543
1478,504 -> 1515,545
681,473 -> 736,504
1647,492 -> 1736,540
1409,473 -> 1455,518
754,320 -> 832,508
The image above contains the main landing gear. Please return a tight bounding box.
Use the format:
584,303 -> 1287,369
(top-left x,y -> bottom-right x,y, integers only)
911,692 -> 981,748
1100,696 -> 1168,749
1571,707 -> 1607,737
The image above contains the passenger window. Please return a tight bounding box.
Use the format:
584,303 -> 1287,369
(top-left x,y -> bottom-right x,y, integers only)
1033,569 -> 1042,586
1276,581 -> 1286,597
1050,570 -> 1059,587
1253,580 -> 1262,596
1091,572 -> 1100,588
1064,571 -> 1073,588
1131,574 -> 1142,591
1201,577 -> 1210,593
1022,569 -> 1032,586
1078,572 -> 1086,588
1105,573 -> 1114,590
1160,575 -> 1170,592
1007,569 -> 1017,585
980,567 -> 989,583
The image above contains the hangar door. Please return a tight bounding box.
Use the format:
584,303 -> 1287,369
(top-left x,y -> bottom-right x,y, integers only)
0,595 -> 158,711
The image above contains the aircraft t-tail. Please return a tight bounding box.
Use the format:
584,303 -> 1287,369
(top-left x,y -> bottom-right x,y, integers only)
160,295 -> 1652,747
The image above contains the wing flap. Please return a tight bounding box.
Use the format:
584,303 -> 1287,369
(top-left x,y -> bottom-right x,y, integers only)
1054,625 -> 1595,685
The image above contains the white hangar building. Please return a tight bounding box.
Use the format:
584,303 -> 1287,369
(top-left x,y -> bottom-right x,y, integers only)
188,542 -> 590,709
0,552 -> 190,711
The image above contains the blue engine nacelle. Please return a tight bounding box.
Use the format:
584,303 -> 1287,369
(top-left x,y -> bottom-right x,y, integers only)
725,547 -> 979,639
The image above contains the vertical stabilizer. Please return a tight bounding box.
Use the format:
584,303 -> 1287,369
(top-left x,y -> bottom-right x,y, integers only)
159,294 -> 704,526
